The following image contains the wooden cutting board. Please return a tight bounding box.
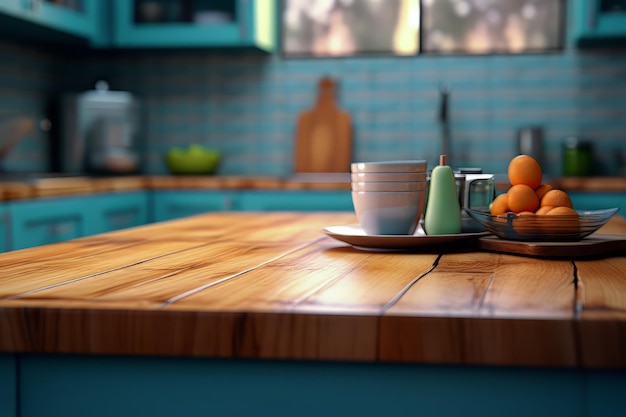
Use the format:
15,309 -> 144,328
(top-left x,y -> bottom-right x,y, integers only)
477,234 -> 626,258
294,77 -> 352,173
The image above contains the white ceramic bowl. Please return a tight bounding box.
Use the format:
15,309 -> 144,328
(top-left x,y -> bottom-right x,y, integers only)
352,190 -> 426,235
351,180 -> 427,192
351,160 -> 427,173
350,172 -> 427,183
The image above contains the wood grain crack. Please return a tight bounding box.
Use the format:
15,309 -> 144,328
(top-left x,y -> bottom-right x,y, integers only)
380,253 -> 442,314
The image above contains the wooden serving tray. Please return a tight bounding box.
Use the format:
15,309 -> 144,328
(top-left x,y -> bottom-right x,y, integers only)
477,234 -> 626,258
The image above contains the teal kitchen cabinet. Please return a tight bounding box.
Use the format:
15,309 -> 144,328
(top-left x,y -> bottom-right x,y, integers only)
9,195 -> 91,250
0,0 -> 22,16
0,355 -> 16,417
0,0 -> 107,45
236,190 -> 353,212
569,191 -> 626,214
111,0 -> 275,50
152,190 -> 235,222
0,205 -> 10,253
86,191 -> 149,235
573,0 -> 626,47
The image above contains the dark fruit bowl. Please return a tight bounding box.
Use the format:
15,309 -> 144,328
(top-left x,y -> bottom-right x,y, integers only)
464,208 -> 619,242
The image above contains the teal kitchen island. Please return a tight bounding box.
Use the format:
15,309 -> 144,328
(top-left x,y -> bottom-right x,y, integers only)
1,211 -> 626,417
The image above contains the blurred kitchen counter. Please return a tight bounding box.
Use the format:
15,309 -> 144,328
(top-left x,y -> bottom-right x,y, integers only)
0,174 -> 623,201
0,174 -> 352,201
551,176 -> 626,192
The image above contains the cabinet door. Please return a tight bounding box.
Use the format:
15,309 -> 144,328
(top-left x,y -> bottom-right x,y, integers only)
0,205 -> 9,253
0,355 -> 16,417
569,192 -> 626,214
574,0 -> 626,44
0,0 -> 106,44
237,191 -> 353,212
87,191 -> 149,235
112,0 -> 274,50
0,0 -> 23,16
152,190 -> 234,222
10,196 -> 88,250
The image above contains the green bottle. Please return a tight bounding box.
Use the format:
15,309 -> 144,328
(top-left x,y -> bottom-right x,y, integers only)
424,154 -> 461,235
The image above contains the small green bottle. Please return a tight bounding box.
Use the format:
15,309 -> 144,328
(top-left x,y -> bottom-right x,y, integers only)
424,154 -> 461,235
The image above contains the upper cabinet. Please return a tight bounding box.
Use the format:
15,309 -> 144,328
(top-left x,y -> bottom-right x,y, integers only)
0,0 -> 107,45
111,0 -> 275,50
0,0 -> 275,51
573,0 -> 626,47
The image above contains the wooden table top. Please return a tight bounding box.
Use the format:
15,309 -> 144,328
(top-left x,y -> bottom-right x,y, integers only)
1,212 -> 625,369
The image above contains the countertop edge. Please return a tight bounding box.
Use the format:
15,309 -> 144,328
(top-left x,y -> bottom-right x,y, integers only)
0,175 -> 624,201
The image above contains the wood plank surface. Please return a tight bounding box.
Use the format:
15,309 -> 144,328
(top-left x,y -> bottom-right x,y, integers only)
0,212 -> 625,368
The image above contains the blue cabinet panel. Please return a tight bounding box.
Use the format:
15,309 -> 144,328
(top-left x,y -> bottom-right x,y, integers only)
237,190 -> 353,212
586,370 -> 626,417
0,0 -> 104,44
9,195 -> 89,250
152,190 -> 234,222
0,0 -> 23,17
573,0 -> 626,45
569,192 -> 626,214
0,205 -> 10,253
0,355 -> 16,417
18,354 -> 595,417
86,191 -> 149,235
111,0 -> 274,50
34,0 -> 100,40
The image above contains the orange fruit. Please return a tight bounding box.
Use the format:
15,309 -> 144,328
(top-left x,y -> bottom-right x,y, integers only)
535,183 -> 553,201
535,205 -> 553,215
508,154 -> 542,189
513,212 -> 541,237
545,206 -> 580,235
490,193 -> 510,215
540,189 -> 573,209
546,206 -> 578,216
507,184 -> 539,213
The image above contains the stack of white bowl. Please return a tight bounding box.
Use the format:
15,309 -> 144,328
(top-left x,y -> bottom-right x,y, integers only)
350,160 -> 428,235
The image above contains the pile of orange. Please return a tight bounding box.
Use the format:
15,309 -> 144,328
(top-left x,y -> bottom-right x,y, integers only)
491,155 -> 577,217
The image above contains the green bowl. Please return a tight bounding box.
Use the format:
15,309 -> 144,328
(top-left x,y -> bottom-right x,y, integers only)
165,147 -> 220,175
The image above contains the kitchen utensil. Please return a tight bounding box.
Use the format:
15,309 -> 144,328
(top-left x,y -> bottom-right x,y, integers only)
294,77 -> 351,173
439,83 -> 452,165
517,126 -> 544,167
464,207 -> 619,242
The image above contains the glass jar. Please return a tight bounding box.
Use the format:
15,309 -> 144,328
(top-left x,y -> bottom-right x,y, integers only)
563,137 -> 593,177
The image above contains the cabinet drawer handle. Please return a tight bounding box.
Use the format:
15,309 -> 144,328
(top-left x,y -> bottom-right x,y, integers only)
107,212 -> 136,226
48,223 -> 74,237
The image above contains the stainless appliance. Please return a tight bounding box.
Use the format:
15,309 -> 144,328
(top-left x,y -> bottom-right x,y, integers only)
517,126 -> 544,168
456,169 -> 495,233
58,81 -> 141,175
